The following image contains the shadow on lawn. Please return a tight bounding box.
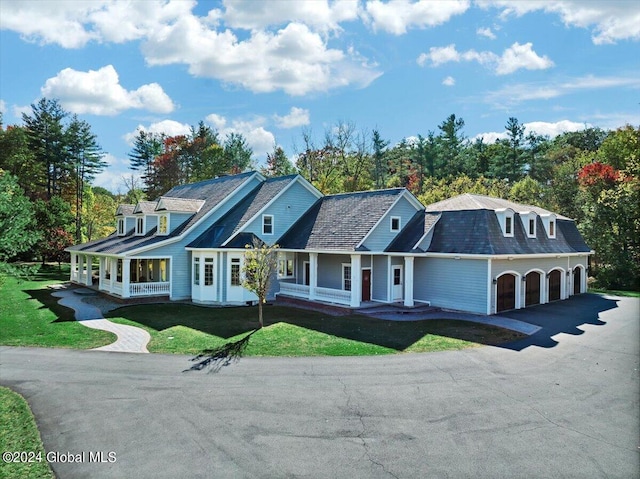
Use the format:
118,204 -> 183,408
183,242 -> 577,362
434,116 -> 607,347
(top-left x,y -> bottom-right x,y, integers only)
24,288 -> 77,323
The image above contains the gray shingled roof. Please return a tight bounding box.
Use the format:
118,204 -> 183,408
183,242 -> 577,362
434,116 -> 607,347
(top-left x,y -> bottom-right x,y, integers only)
68,172 -> 256,254
155,197 -> 204,213
187,175 -> 297,249
425,193 -> 572,220
386,211 -> 439,252
115,204 -> 135,216
133,201 -> 158,214
277,189 -> 405,251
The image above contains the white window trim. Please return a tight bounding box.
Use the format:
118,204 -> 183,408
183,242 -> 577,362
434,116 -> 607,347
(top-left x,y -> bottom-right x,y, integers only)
117,218 -> 125,236
519,212 -> 537,239
262,214 -> 274,235
158,214 -> 169,236
135,216 -> 145,236
495,209 -> 515,238
342,263 -> 352,291
390,216 -> 401,232
277,253 -> 295,279
193,257 -> 200,286
540,214 -> 557,239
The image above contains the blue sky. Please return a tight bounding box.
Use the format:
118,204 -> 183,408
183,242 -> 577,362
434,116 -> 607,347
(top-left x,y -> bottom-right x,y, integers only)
1,0 -> 639,193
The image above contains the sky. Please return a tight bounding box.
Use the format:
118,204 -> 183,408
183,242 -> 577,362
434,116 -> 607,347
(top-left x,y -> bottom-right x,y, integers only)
1,0 -> 639,193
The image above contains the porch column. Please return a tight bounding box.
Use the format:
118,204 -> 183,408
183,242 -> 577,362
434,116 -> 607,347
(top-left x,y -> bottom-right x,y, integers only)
110,258 -> 117,294
79,255 -> 86,284
85,255 -> 93,286
350,254 -> 361,308
70,253 -> 77,282
98,257 -> 104,290
403,256 -> 414,307
122,258 -> 131,298
309,253 -> 318,301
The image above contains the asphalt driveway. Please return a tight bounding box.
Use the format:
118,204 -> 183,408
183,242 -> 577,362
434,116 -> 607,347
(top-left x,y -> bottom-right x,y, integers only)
1,294 -> 638,479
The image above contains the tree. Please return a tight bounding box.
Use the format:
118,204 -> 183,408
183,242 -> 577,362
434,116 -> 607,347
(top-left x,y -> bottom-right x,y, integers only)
0,125 -> 39,198
242,238 -> 279,329
33,196 -> 74,264
262,145 -> 295,177
22,98 -> 68,199
83,187 -> 117,241
371,129 -> 389,189
224,133 -> 253,174
436,114 -> 465,177
129,130 -> 163,194
0,171 -> 40,261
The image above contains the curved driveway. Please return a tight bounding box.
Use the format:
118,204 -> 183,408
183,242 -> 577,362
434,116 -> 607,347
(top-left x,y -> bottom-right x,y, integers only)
1,294 -> 638,478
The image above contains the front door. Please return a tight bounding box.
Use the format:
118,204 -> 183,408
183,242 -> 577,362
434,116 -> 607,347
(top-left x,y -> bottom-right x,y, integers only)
362,269 -> 371,302
548,270 -> 561,301
392,265 -> 403,301
525,271 -> 541,306
497,274 -> 516,312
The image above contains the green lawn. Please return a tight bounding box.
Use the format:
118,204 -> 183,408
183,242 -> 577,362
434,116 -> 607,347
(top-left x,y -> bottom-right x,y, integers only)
0,265 -> 115,349
108,303 -> 525,356
590,288 -> 640,298
0,387 -> 54,479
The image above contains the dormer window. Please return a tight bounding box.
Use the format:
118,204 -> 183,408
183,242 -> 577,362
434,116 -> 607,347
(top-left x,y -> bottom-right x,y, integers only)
519,212 -> 537,238
263,215 -> 274,235
540,213 -> 557,239
529,218 -> 535,236
495,208 -> 515,238
117,218 -> 125,236
158,215 -> 168,235
136,217 -> 145,236
390,216 -> 401,232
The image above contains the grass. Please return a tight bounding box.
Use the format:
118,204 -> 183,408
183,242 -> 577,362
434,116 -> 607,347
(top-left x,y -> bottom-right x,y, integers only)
0,387 -> 54,479
108,303 -> 526,356
0,264 -> 115,349
589,288 -> 640,298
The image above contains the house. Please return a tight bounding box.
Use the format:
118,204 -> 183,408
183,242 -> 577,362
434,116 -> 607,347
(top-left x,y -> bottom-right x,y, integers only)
67,172 -> 592,315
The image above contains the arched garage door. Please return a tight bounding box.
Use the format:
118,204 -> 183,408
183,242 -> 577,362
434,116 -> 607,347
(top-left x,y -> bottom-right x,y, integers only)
548,270 -> 562,302
497,274 -> 516,312
525,271 -> 541,306
573,268 -> 582,295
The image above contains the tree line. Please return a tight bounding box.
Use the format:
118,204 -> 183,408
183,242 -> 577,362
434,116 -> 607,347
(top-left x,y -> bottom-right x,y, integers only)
0,98 -> 637,290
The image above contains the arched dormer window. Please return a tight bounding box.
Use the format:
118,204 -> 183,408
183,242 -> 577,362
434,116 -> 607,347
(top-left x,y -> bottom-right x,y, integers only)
495,208 -> 515,238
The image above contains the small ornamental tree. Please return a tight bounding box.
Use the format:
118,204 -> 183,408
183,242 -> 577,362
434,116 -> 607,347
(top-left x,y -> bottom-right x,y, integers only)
241,238 -> 279,328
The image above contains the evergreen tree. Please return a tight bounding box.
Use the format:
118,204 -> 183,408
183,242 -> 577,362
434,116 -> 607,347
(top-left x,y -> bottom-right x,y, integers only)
371,129 -> 389,189
224,133 -> 253,173
263,146 -> 295,177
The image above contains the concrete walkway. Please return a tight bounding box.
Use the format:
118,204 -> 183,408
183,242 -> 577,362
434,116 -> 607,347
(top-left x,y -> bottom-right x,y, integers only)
359,305 -> 541,335
51,287 -> 150,353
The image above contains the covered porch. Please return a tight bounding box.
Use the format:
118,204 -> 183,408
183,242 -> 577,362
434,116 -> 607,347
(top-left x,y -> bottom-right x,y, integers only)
70,253 -> 171,298
276,252 -> 416,308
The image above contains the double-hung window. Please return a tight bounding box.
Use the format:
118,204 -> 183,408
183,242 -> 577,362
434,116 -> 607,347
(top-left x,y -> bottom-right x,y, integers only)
262,215 -> 274,235
342,264 -> 352,291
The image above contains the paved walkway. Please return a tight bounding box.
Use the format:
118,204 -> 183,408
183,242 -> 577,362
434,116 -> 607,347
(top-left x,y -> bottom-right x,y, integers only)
51,287 -> 150,353
359,305 -> 541,335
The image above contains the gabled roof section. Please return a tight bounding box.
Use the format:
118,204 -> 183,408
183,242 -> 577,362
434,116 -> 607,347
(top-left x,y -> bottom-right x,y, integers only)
187,175 -> 298,249
115,204 -> 135,216
385,211 -> 440,253
426,193 -> 572,220
155,197 -> 205,213
277,188 -> 406,251
133,201 -> 158,214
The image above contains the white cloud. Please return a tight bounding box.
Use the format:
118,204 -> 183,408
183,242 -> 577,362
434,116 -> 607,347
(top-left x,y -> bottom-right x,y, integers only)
205,114 -> 275,157
364,0 -> 470,35
442,76 -> 456,86
123,120 -> 191,146
220,0 -> 359,32
0,0 -> 194,48
417,42 -> 553,75
41,65 -> 175,116
92,153 -> 135,193
474,120 -> 589,143
274,107 -> 310,129
495,42 -> 554,75
484,74 -> 640,107
142,19 -> 380,96
478,0 -> 640,44
476,27 -> 496,39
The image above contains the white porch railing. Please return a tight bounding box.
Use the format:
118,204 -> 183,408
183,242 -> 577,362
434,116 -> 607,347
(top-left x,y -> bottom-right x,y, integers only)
278,283 -> 351,306
315,286 -> 351,305
129,282 -> 170,297
279,282 -> 310,298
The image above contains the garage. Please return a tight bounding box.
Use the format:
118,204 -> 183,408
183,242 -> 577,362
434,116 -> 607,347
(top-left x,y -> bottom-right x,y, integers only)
525,271 -> 541,306
573,268 -> 582,295
548,270 -> 562,301
497,273 -> 516,312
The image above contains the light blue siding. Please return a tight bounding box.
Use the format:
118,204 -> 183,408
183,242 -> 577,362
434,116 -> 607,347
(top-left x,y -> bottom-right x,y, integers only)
317,254 -> 350,290
170,212 -> 193,232
362,196 -> 421,252
372,256 -> 388,301
130,175 -> 261,300
242,180 -> 320,244
414,257 -> 488,314
146,215 -> 158,233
